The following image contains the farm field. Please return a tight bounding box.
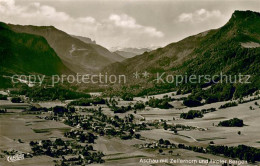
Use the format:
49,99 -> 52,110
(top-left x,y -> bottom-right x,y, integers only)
0,112 -> 71,165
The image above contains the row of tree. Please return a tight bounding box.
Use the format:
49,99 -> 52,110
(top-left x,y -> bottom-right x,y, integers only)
177,143 -> 260,163
180,110 -> 203,119
146,97 -> 173,109
0,94 -> 7,100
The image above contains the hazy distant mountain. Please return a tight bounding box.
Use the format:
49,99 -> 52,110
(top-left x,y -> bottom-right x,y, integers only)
71,35 -> 96,44
104,10 -> 260,95
0,22 -> 72,88
114,50 -> 137,59
9,25 -> 125,73
111,47 -> 156,58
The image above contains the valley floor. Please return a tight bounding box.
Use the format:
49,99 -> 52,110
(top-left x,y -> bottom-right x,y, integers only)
0,91 -> 259,165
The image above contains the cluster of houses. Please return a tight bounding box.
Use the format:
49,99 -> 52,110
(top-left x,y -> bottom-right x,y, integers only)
138,141 -> 176,149
30,138 -> 104,165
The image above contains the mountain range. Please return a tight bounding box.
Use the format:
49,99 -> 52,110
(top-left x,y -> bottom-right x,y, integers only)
8,24 -> 125,74
105,10 -> 260,76
71,35 -> 96,44
0,22 -> 72,88
0,10 -> 259,96
103,10 -> 260,97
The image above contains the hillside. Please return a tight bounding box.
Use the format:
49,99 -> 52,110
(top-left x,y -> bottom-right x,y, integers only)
0,22 -> 72,88
106,11 -> 260,73
104,10 -> 260,97
89,44 -> 125,62
8,25 -> 124,73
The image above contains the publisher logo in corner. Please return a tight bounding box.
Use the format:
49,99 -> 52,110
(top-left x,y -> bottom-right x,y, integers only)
7,154 -> 24,162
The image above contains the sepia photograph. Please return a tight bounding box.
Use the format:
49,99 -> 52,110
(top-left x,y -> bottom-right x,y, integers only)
0,0 -> 260,165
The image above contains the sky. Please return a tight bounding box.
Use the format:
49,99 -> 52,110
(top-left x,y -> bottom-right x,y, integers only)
0,0 -> 259,49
